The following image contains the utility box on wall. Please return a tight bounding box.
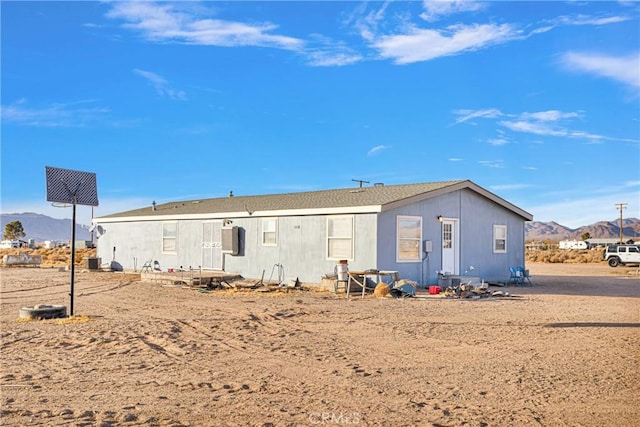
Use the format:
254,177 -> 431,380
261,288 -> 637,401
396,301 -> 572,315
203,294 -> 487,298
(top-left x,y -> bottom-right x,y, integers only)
222,226 -> 239,255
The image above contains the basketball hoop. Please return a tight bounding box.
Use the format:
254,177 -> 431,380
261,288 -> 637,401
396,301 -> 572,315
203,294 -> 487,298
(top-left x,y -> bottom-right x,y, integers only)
45,166 -> 99,317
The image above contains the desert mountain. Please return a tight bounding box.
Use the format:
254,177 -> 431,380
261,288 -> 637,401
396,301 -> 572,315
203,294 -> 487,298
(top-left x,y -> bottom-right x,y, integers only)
526,218 -> 640,241
0,212 -> 90,242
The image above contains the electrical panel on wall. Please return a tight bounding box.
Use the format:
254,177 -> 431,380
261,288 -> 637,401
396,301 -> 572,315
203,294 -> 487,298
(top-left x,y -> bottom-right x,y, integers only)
423,240 -> 433,253
222,226 -> 239,255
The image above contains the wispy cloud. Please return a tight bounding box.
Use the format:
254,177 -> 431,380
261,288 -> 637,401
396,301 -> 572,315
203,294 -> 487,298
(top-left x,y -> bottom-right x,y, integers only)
368,145 -> 390,156
487,137 -> 509,146
419,0 -> 486,22
451,108 -> 503,125
560,51 -> 640,90
305,36 -> 363,67
454,108 -> 638,144
106,2 -> 303,51
0,99 -> 109,127
371,23 -> 519,64
478,160 -> 504,168
133,69 -> 187,100
551,14 -> 633,27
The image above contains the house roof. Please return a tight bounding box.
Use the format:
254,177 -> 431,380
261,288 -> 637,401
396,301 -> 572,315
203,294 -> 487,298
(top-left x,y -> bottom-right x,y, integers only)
96,179 -> 533,223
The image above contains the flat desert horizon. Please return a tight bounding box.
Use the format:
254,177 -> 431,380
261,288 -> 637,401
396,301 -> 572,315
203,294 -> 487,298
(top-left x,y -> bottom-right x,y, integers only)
1,263 -> 639,426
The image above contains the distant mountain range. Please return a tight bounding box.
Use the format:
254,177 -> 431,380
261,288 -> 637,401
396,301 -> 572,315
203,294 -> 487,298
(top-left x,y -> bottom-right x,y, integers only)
525,218 -> 640,241
0,212 -> 90,242
1,212 -> 638,243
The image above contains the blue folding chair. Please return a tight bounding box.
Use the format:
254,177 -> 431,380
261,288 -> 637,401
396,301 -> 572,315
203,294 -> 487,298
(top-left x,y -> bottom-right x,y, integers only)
508,266 -> 523,286
517,266 -> 532,285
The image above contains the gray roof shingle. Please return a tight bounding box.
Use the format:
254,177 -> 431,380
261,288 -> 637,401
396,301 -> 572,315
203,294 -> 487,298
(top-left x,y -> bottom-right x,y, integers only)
97,179 -> 532,221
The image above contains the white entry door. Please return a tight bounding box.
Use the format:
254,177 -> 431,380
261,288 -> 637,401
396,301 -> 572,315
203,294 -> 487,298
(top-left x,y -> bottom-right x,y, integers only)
202,221 -> 223,270
441,219 -> 458,274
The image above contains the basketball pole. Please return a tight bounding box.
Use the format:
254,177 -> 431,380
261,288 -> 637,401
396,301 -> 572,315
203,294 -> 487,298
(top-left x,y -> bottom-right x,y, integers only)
70,200 -> 77,316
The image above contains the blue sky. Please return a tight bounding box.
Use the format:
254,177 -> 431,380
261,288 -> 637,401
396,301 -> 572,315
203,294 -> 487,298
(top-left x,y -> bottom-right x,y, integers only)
1,0 -> 639,229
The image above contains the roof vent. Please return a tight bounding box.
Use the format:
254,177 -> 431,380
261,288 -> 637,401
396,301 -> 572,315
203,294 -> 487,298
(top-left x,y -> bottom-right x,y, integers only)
152,201 -> 157,211
374,182 -> 384,187
229,191 -> 234,197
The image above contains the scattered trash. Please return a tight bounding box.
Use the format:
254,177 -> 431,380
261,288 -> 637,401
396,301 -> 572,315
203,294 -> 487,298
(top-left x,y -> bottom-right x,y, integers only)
390,280 -> 417,298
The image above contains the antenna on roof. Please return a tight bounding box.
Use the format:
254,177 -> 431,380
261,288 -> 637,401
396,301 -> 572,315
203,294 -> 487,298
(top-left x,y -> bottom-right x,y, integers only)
352,179 -> 370,188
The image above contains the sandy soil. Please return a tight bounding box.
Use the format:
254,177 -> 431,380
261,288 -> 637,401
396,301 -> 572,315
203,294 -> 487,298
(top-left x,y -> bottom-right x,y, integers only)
1,264 -> 638,427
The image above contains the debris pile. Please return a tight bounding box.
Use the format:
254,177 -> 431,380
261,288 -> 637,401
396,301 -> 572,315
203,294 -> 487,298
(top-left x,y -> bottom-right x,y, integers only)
440,282 -> 511,299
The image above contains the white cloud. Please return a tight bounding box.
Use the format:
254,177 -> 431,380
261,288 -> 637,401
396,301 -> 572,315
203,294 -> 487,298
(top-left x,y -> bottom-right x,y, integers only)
0,100 -> 109,127
451,108 -> 503,125
368,145 -> 390,156
448,158 -> 463,162
478,160 -> 504,168
372,23 -> 519,64
520,110 -> 582,122
107,1 -> 304,51
305,37 -> 364,67
453,107 -> 637,144
553,14 -> 632,26
560,51 -> 640,90
487,138 -> 509,146
419,0 -> 486,22
133,69 -> 187,100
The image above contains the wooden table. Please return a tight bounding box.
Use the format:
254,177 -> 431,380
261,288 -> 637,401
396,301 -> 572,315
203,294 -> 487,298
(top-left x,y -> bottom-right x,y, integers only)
346,270 -> 399,299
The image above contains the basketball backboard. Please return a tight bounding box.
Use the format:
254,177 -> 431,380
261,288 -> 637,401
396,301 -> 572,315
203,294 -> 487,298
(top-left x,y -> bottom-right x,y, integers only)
45,166 -> 99,207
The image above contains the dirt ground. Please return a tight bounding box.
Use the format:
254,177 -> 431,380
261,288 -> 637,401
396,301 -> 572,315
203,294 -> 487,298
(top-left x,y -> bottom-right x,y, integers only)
1,263 -> 638,426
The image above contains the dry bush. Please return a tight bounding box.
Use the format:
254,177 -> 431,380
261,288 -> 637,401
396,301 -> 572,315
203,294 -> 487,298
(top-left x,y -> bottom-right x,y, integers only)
0,247 -> 96,267
526,248 -> 606,264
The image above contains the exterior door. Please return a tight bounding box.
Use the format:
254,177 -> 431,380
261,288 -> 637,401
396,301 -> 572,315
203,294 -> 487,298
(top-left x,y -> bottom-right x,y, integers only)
441,219 -> 458,274
202,221 -> 223,270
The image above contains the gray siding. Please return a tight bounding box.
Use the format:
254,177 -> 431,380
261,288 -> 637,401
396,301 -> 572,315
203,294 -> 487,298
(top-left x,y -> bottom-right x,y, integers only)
97,213 -> 378,283
376,189 -> 525,284
96,188 -> 526,286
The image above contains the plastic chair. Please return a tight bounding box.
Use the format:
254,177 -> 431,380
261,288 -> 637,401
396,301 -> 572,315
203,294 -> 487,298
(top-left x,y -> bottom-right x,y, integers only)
141,260 -> 153,273
517,266 -> 532,285
508,266 -> 523,286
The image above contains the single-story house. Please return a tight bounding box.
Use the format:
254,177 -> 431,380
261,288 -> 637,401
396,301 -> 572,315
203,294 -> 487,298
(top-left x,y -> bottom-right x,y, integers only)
94,180 -> 533,285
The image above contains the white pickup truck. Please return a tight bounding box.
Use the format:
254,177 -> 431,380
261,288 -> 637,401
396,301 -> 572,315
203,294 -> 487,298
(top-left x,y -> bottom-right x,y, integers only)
603,244 -> 640,267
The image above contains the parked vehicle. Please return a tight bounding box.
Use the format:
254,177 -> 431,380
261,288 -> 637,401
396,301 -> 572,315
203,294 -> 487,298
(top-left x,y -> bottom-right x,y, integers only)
559,240 -> 589,250
602,244 -> 640,267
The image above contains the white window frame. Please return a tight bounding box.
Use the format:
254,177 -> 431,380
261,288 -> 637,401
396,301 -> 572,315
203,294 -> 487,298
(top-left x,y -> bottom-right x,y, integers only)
262,217 -> 278,246
494,224 -> 507,253
396,215 -> 422,262
326,215 -> 354,260
162,221 -> 178,254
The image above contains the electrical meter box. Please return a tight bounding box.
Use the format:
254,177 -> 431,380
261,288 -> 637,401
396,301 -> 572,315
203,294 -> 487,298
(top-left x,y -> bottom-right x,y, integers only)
221,226 -> 239,255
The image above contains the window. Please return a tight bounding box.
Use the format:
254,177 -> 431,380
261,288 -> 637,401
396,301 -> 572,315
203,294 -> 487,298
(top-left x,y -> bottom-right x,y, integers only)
397,216 -> 422,262
162,222 -> 177,253
494,225 -> 507,253
262,218 -> 278,246
327,216 -> 354,260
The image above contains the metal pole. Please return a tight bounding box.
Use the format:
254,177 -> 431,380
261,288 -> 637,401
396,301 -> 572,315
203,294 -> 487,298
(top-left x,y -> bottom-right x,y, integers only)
615,203 -> 627,244
70,203 -> 77,316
